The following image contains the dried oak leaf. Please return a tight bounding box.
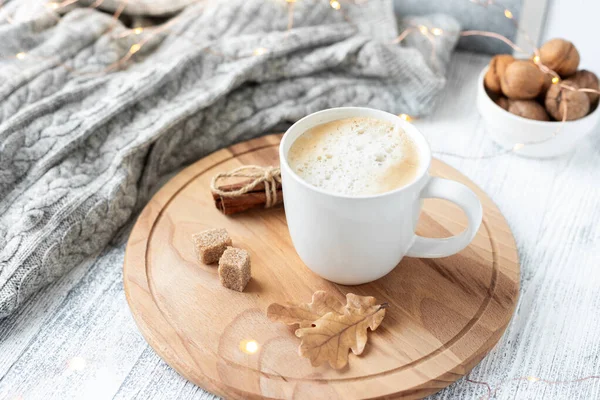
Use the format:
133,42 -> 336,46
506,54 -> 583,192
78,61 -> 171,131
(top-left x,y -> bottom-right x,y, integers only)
267,290 -> 346,328
297,293 -> 387,370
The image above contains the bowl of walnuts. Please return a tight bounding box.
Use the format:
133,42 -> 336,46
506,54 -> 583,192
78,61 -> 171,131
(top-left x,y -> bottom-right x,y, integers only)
477,38 -> 600,158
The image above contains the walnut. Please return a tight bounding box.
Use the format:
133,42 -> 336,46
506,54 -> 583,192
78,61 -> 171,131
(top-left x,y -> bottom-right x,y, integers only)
484,54 -> 515,93
507,100 -> 549,121
539,72 -> 553,99
545,80 -> 590,121
539,38 -> 580,77
570,70 -> 599,106
500,60 -> 545,100
494,96 -> 509,110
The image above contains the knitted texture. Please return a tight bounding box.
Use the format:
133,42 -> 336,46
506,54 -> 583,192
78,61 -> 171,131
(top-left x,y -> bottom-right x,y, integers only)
0,0 -> 459,318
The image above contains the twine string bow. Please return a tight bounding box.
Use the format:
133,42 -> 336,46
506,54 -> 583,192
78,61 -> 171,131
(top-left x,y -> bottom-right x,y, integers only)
210,165 -> 282,208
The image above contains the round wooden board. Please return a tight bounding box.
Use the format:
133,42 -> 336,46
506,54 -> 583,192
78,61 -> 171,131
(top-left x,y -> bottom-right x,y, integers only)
124,134 -> 520,400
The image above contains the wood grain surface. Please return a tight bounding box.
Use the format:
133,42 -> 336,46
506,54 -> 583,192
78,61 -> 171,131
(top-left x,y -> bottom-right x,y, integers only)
123,133 -> 520,399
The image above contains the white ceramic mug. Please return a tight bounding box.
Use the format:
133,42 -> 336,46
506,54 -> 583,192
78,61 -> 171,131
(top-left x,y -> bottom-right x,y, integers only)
279,107 -> 483,285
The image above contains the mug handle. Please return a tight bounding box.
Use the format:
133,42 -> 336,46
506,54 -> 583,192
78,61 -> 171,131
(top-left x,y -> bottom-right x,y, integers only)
406,177 -> 483,258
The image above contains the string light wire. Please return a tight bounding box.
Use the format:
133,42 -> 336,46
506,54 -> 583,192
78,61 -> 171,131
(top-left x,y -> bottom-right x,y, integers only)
466,372 -> 600,400
0,0 -> 598,393
3,0 -> 600,155
285,0 -> 295,38
392,1 -> 598,157
0,0 -> 15,24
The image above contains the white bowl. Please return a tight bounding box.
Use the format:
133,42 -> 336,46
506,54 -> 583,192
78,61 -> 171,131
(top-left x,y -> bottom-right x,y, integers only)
476,66 -> 600,158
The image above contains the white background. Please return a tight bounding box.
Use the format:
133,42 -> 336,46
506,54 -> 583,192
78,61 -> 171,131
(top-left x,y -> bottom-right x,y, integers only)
542,0 -> 600,71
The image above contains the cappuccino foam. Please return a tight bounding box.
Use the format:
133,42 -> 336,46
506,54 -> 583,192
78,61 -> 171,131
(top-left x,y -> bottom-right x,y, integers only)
287,117 -> 420,196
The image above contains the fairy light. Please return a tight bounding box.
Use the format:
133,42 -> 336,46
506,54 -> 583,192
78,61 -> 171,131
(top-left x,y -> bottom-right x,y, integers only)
412,12 -> 598,157
4,0 -> 598,159
245,340 -> 258,353
239,339 -> 259,354
129,43 -> 141,54
253,47 -> 268,56
2,7 -> 600,391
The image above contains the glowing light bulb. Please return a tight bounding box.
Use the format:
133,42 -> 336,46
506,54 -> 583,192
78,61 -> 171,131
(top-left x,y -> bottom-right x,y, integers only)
398,113 -> 412,121
527,376 -> 540,382
551,76 -> 560,84
533,55 -> 540,63
431,28 -> 443,36
330,0 -> 341,10
68,356 -> 86,371
245,340 -> 258,353
513,143 -> 525,151
240,339 -> 259,354
134,27 -> 144,34
419,25 -> 429,35
15,52 -> 26,59
253,47 -> 268,56
285,0 -> 296,2
504,9 -> 513,19
129,44 -> 141,54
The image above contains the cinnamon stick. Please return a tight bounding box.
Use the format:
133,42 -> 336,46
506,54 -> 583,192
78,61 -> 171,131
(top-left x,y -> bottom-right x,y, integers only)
212,179 -> 283,215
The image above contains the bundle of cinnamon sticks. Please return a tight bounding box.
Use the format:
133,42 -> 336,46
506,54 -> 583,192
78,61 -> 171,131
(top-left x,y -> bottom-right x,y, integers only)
212,179 -> 283,215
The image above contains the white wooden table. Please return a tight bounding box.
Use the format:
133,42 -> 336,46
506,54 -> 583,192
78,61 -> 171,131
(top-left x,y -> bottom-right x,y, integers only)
1,52 -> 599,400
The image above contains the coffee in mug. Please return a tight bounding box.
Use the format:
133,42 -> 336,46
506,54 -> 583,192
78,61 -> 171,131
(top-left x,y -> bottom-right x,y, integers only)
280,107 -> 483,285
287,117 -> 420,196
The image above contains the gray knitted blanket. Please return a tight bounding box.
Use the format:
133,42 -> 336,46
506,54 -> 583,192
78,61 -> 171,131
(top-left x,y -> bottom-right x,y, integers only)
0,0 -> 459,318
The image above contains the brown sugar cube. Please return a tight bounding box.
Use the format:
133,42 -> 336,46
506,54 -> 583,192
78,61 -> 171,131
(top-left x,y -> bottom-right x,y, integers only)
193,228 -> 232,264
218,247 -> 251,292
